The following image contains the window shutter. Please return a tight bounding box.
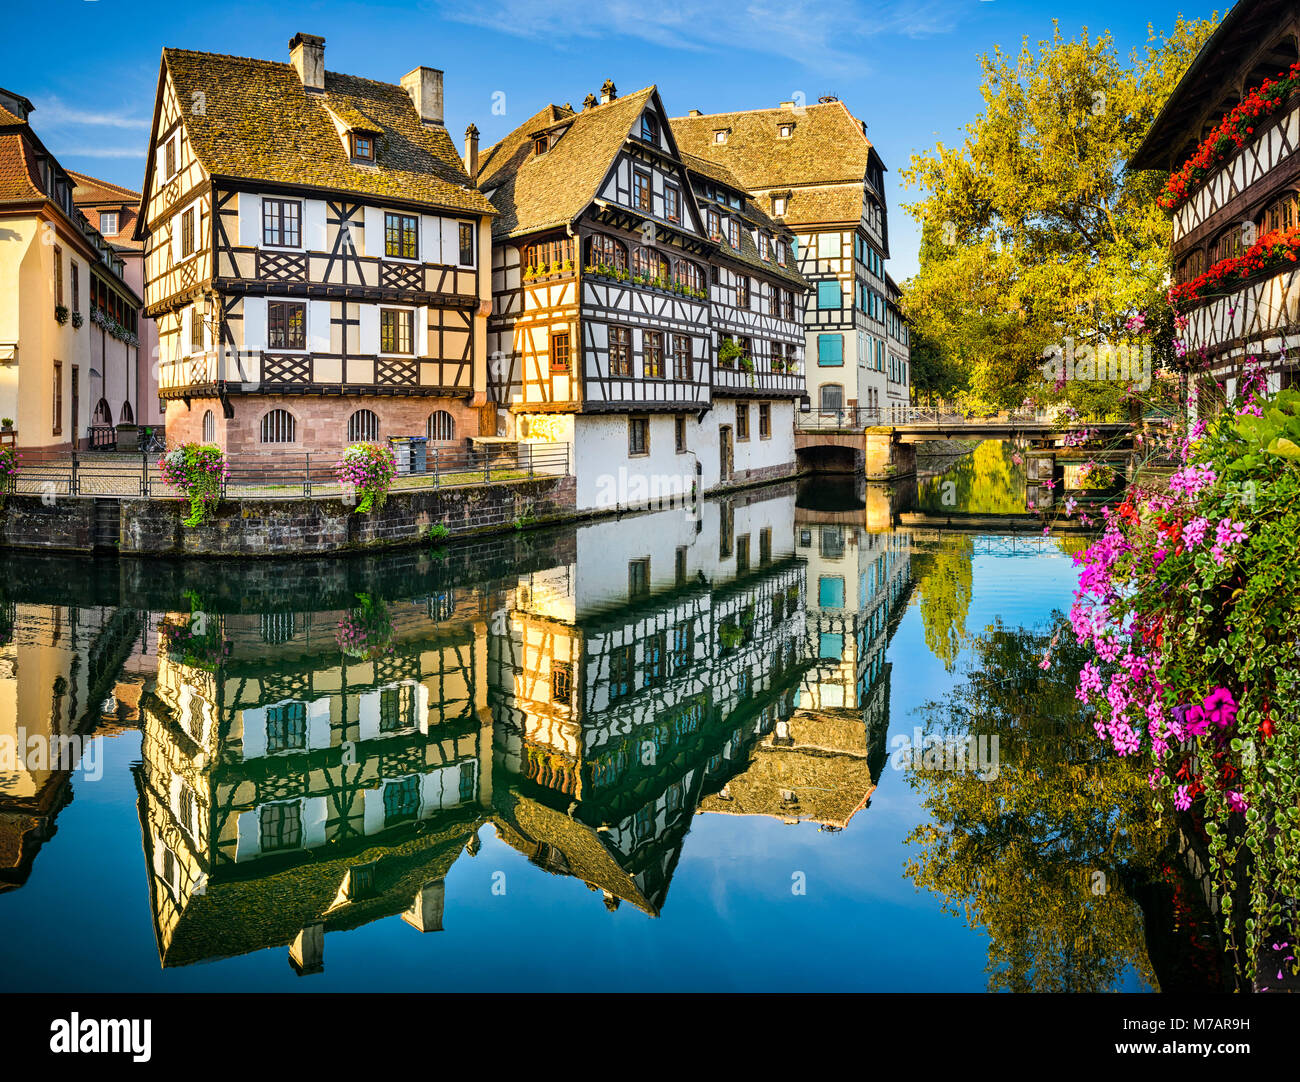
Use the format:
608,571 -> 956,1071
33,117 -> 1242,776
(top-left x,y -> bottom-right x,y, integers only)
308,300 -> 331,353
304,200 -> 327,250
238,192 -> 261,247
364,206 -> 385,257
242,297 -> 266,351
358,304 -> 379,353
422,215 -> 442,264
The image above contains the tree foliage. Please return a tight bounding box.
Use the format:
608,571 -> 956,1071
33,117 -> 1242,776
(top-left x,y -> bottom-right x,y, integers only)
900,17 -> 1218,411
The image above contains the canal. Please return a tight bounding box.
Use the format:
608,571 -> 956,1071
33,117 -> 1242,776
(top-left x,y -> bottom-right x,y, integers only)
0,442 -> 1226,991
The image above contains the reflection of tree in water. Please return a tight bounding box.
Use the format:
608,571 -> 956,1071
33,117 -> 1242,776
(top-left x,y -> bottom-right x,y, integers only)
904,616 -> 1166,991
910,536 -> 973,672
917,440 -> 1028,515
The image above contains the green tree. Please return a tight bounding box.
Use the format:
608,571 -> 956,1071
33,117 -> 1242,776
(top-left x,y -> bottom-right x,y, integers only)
900,17 -> 1218,412
904,617 -> 1167,991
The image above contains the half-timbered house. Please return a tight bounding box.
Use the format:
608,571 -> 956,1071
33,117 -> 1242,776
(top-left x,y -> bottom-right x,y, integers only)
671,100 -> 909,420
681,152 -> 809,484
135,34 -> 496,458
479,82 -> 806,511
0,88 -> 143,451
135,590 -> 491,969
1130,0 -> 1300,409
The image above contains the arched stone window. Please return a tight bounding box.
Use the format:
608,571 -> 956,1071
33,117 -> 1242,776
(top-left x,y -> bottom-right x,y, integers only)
260,408 -> 296,444
202,409 -> 215,442
427,410 -> 455,441
347,408 -> 379,442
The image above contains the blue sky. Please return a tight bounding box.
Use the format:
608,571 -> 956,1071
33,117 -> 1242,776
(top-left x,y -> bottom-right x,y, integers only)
11,0 -> 1218,278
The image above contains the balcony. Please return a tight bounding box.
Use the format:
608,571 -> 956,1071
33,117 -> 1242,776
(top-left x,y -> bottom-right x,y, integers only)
713,360 -> 806,397
1180,265 -> 1300,359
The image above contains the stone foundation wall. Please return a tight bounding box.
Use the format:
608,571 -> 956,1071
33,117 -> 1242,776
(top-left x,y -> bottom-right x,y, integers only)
0,474 -> 576,557
165,394 -> 484,458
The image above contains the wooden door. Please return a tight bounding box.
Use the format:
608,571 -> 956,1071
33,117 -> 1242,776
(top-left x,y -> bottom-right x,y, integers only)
719,424 -> 733,482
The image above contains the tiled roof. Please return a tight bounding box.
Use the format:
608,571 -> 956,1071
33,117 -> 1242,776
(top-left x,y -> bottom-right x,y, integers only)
680,152 -> 806,289
0,103 -> 25,127
476,88 -> 655,238
69,170 -> 144,250
0,131 -> 43,204
68,169 -> 141,203
160,48 -> 496,216
670,102 -> 874,227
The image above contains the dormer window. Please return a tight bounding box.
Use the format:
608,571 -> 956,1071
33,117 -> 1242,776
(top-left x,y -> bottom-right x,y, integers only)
778,123 -> 794,138
350,133 -> 375,162
100,210 -> 120,235
713,129 -> 728,145
640,113 -> 659,144
772,195 -> 787,217
533,135 -> 549,156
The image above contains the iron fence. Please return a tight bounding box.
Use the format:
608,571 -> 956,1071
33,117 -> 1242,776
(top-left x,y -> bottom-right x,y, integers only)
2,443 -> 571,501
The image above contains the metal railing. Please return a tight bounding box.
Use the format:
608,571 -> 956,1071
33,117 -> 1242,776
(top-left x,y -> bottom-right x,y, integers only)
795,404 -> 1057,430
3,443 -> 571,501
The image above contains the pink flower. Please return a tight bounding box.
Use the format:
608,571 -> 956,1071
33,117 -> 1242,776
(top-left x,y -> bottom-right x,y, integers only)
1174,785 -> 1192,811
1226,791 -> 1249,814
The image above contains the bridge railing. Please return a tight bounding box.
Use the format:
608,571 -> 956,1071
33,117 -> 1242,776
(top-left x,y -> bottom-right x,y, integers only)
796,405 -> 1056,430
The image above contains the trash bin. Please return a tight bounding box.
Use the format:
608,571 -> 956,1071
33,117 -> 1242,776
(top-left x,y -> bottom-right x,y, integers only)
409,436 -> 428,474
389,436 -> 413,475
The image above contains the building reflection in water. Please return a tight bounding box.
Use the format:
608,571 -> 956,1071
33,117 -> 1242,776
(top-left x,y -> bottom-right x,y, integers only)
2,481 -> 915,968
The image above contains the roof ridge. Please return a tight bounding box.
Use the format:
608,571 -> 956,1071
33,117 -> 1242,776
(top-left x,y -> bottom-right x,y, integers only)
68,169 -> 142,199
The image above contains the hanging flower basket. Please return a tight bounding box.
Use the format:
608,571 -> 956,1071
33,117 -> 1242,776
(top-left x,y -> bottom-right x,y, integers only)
335,442 -> 397,514
159,443 -> 228,526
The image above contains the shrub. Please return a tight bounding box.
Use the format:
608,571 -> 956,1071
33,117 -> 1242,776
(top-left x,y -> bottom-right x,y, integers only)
335,442 -> 397,514
0,445 -> 17,510
159,443 -> 227,527
1067,375 -> 1300,987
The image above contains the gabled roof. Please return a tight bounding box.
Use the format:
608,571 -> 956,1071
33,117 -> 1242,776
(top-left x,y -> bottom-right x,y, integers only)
155,48 -> 496,217
476,87 -> 657,238
0,131 -> 43,203
670,101 -> 881,228
69,170 -> 144,251
68,169 -> 141,204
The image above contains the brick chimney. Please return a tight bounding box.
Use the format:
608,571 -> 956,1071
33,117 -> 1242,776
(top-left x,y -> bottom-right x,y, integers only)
600,79 -> 617,105
402,67 -> 444,126
464,123 -> 479,183
289,33 -> 325,92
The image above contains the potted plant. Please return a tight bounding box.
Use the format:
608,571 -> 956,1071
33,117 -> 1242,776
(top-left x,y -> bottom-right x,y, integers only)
718,337 -> 742,369
71,311 -> 84,329
1,418 -> 12,432
54,304 -> 69,325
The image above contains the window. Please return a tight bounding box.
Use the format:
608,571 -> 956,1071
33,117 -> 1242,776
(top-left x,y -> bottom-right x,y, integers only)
713,129 -> 728,144
644,330 -> 664,378
818,333 -> 844,366
165,137 -> 176,179
260,409 -> 296,444
202,409 -> 215,442
675,414 -> 687,453
759,527 -> 771,564
268,301 -> 306,349
727,218 -> 739,248
610,644 -> 635,699
533,135 -> 549,156
181,207 -> 195,257
736,276 -> 750,309
779,123 -> 793,138
260,801 -> 301,852
641,113 -> 659,143
632,246 -> 669,282
782,290 -> 795,320
267,702 -> 307,753
633,169 -> 652,212
458,761 -> 476,803
628,557 -> 650,599
587,233 -> 627,272
54,246 -> 63,306
383,776 -> 420,825
550,329 -> 571,373
262,198 -> 301,247
459,222 -> 474,265
675,259 -> 704,294
819,576 -> 846,608
525,237 -> 573,272
664,183 -> 681,223
551,661 -> 572,703
643,631 -> 665,686
820,384 -> 844,411
52,361 -> 63,435
384,212 -> 418,259
818,280 -> 842,309
706,208 -> 722,240
380,308 -> 414,353
190,304 -> 204,352
609,325 -> 632,377
379,684 -> 415,732
759,233 -> 770,261
736,402 -> 750,441
628,415 -> 649,456
428,410 -> 455,441
736,535 -> 750,572
759,402 -> 771,439
1264,190 -> 1299,233
350,132 -> 375,162
71,263 -> 79,313
100,210 -> 119,235
673,334 -> 692,380
348,409 -> 379,442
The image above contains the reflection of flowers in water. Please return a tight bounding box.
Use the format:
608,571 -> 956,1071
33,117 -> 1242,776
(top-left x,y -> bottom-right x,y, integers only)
336,593 -> 394,660
159,615 -> 227,671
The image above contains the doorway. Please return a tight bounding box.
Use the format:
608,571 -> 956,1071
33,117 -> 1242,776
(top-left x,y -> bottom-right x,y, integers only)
719,424 -> 733,482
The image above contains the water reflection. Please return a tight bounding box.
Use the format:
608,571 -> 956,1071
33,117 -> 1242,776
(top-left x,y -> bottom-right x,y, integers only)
0,464 -> 1229,989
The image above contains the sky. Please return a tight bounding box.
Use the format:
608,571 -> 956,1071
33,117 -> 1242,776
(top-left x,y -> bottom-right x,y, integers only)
7,0 -> 1222,279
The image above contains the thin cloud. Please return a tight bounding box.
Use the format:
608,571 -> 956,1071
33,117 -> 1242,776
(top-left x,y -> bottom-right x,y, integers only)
50,146 -> 146,159
440,0 -> 958,71
32,97 -> 151,130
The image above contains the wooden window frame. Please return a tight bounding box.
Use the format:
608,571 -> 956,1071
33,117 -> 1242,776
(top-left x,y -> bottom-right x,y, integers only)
70,262 -> 79,313
672,334 -> 692,381
736,402 -> 750,441
165,137 -> 176,179
628,414 -> 650,457
190,303 -> 204,352
736,275 -> 750,309
268,300 -> 307,351
550,329 -> 571,373
384,212 -> 419,260
628,557 -> 651,599
675,414 -> 687,454
54,245 -> 63,307
52,361 -> 63,435
587,233 -> 627,273
100,209 -> 119,235
380,307 -> 415,355
350,132 -> 375,163
633,168 -> 653,213
664,183 -> 681,224
262,198 -> 302,248
609,325 -> 633,378
181,207 -> 196,257
551,661 -> 572,703
759,402 -> 771,440
640,113 -> 659,144
459,222 -> 475,266
643,330 -> 665,378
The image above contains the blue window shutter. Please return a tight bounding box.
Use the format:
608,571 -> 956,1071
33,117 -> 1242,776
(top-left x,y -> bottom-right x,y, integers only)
818,334 -> 843,366
817,281 -> 841,309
